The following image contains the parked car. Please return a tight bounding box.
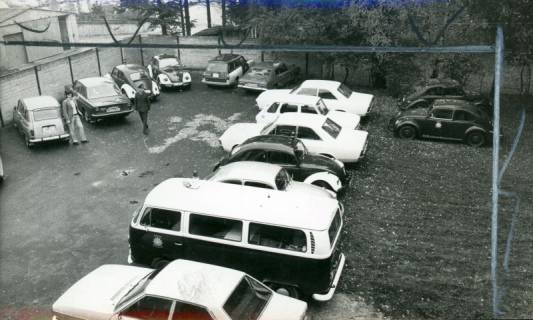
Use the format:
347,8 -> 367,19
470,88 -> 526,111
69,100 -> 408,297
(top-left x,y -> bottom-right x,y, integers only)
129,178 -> 344,301
110,64 -> 160,101
220,113 -> 369,163
238,61 -> 300,91
208,161 -> 336,198
389,99 -> 494,147
397,78 -> 492,114
202,54 -> 252,87
71,77 -> 133,123
52,259 -> 308,320
147,54 -> 192,90
255,93 -> 361,129
216,135 -> 350,193
256,80 -> 375,116
12,96 -> 70,148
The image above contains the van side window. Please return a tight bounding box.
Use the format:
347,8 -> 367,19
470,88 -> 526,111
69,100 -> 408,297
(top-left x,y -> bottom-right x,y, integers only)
140,208 -> 181,231
248,223 -> 307,252
328,209 -> 342,246
189,214 -> 242,242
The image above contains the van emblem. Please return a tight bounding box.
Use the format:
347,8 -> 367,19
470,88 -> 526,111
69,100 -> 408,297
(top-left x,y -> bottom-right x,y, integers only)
153,236 -> 163,248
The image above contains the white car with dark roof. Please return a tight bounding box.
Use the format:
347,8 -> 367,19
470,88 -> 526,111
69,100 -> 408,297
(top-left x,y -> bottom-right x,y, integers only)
208,161 -> 336,198
220,113 -> 369,163
52,259 -> 308,320
255,93 -> 361,129
256,79 -> 375,116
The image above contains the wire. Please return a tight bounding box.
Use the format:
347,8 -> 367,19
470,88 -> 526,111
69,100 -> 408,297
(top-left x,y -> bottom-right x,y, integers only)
14,20 -> 51,33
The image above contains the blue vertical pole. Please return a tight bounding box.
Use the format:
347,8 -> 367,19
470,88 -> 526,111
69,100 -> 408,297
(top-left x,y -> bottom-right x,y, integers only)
491,25 -> 504,318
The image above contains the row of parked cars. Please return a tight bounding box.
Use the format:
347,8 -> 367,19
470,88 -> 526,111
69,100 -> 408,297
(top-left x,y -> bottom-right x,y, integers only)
51,55 -> 378,320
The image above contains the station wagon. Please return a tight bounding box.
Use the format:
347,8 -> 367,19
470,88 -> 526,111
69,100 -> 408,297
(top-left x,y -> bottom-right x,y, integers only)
202,54 -> 251,87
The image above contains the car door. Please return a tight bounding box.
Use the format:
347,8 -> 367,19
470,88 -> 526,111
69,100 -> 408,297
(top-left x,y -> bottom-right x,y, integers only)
424,107 -> 454,138
119,295 -> 173,320
449,110 -> 475,140
266,150 -> 303,180
296,126 -> 323,154
13,100 -> 23,130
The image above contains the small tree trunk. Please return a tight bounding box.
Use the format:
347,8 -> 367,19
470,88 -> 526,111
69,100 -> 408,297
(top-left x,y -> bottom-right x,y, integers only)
184,0 -> 191,36
342,66 -> 349,84
206,0 -> 212,28
222,0 -> 226,26
161,24 -> 168,35
179,0 -> 186,36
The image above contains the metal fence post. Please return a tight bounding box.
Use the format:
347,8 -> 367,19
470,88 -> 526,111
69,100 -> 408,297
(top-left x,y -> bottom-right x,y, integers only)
34,66 -> 41,95
305,53 -> 309,77
491,25 -> 504,318
176,36 -> 181,61
120,47 -> 124,64
95,48 -> 102,76
139,35 -> 144,66
68,56 -> 74,83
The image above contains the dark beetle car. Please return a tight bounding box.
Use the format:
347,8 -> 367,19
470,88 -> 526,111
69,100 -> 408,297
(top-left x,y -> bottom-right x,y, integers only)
71,77 -> 133,123
389,99 -> 494,147
147,54 -> 192,90
398,78 -> 492,115
215,135 -> 350,193
110,64 -> 160,101
238,61 -> 300,92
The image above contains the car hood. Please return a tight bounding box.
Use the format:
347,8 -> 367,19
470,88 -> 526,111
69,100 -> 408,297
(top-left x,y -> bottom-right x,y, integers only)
240,72 -> 268,84
337,129 -> 368,149
219,123 -> 263,151
348,92 -> 374,114
258,293 -> 307,320
287,181 -> 336,198
256,89 -> 292,109
88,95 -> 130,106
328,111 -> 361,129
161,67 -> 186,81
52,265 -> 152,320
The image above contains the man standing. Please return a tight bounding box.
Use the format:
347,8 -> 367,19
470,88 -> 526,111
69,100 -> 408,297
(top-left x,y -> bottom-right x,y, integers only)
134,85 -> 151,135
62,88 -> 88,145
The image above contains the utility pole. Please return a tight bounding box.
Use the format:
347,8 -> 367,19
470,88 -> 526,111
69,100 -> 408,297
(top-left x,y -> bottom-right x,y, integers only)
184,0 -> 191,36
206,0 -> 212,28
221,0 -> 226,26
179,0 -> 186,36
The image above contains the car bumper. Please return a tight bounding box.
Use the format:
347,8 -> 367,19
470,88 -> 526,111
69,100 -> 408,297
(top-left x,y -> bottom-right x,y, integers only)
30,133 -> 70,143
202,79 -> 232,86
238,83 -> 267,91
312,253 -> 345,301
160,81 -> 191,88
91,109 -> 134,118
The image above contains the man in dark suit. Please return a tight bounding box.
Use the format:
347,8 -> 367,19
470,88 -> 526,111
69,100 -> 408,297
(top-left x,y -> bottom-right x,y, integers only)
134,84 -> 151,135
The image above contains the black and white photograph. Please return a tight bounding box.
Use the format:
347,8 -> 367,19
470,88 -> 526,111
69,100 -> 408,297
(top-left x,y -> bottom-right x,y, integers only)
0,0 -> 531,319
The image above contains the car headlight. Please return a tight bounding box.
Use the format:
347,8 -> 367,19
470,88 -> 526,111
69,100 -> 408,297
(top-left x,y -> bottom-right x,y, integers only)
160,74 -> 170,83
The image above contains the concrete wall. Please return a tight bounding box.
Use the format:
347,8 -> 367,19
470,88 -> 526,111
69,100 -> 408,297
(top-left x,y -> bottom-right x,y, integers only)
77,21 -> 151,38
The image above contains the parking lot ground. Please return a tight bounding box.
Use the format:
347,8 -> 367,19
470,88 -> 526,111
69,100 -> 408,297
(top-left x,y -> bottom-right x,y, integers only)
0,73 -> 531,319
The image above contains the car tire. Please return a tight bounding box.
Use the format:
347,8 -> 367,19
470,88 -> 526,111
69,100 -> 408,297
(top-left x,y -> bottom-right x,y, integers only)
411,101 -> 429,110
82,109 -> 93,124
266,282 -> 300,299
466,131 -> 486,147
398,125 -> 417,139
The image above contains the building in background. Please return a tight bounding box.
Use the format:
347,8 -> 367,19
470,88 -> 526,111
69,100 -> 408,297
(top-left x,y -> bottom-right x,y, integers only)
0,8 -> 79,72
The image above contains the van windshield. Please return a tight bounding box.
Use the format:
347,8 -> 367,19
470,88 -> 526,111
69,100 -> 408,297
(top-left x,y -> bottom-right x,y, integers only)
223,276 -> 272,320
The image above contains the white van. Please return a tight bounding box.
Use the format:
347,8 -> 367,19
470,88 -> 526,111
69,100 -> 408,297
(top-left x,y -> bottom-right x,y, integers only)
129,178 -> 345,301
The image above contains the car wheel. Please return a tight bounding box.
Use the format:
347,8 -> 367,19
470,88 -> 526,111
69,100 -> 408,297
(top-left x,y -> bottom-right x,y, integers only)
82,109 -> 93,123
267,283 -> 300,299
466,131 -> 486,147
25,135 -> 32,148
312,180 -> 335,192
398,125 -> 417,139
411,101 -> 429,110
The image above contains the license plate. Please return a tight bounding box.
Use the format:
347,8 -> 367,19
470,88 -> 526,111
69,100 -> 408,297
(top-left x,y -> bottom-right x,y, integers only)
42,125 -> 56,136
107,107 -> 120,113
212,73 -> 219,78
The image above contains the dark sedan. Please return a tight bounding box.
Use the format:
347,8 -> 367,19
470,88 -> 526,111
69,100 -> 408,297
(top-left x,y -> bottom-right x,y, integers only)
238,61 -> 300,92
215,135 -> 350,193
110,64 -> 160,101
398,78 -> 492,115
389,99 -> 494,147
71,77 -> 133,123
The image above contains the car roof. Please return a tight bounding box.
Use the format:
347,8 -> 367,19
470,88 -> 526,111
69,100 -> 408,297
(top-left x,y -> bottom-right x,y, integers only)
274,112 -> 328,128
211,161 -> 282,185
146,260 -> 243,307
21,96 -> 60,110
240,135 -> 298,151
144,178 -> 338,231
270,93 -> 321,105
78,77 -> 116,87
154,54 -> 178,60
432,99 -> 479,112
209,54 -> 241,62
299,80 -> 341,91
115,64 -> 146,74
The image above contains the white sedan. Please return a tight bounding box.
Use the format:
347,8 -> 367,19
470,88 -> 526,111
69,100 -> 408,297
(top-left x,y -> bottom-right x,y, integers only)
256,79 -> 375,116
220,113 -> 369,163
208,161 -> 337,198
52,259 -> 307,320
255,93 -> 361,129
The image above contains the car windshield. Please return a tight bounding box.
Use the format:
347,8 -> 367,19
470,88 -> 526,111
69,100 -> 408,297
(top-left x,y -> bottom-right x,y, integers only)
159,57 -> 180,69
322,118 -> 342,139
33,108 -> 59,121
206,62 -> 228,73
316,99 -> 329,115
337,83 -> 352,98
87,83 -> 121,99
223,276 -> 272,320
275,168 -> 292,190
115,269 -> 162,312
250,67 -> 271,75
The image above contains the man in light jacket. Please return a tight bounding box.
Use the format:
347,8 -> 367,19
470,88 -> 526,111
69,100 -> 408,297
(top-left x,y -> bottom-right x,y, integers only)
62,88 -> 88,144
